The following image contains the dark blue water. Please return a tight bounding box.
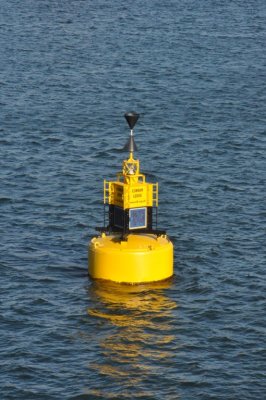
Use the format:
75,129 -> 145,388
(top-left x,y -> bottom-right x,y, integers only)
1,0 -> 265,398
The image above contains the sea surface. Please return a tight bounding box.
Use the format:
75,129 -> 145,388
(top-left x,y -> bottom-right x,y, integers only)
0,0 -> 265,399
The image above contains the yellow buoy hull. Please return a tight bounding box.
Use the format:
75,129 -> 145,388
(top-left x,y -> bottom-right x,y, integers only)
88,233 -> 173,284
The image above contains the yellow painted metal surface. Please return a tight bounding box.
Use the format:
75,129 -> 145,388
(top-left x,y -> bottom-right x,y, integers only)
88,233 -> 174,284
107,181 -> 155,208
104,154 -> 158,209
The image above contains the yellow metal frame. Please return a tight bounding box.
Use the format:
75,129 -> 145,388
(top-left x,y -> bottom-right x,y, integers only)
104,154 -> 158,209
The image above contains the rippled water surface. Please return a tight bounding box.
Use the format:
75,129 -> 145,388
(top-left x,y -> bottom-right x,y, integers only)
1,0 -> 265,399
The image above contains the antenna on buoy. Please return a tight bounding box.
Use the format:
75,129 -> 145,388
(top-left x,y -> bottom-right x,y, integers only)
123,112 -> 139,155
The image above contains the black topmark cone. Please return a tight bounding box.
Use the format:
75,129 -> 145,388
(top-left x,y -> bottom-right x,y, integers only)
123,112 -> 139,152
124,112 -> 139,130
123,135 -> 138,152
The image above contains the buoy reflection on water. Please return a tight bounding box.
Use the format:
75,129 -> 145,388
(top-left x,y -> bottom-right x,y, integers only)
86,279 -> 179,398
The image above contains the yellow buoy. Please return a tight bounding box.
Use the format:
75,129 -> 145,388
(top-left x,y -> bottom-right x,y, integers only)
88,112 -> 174,284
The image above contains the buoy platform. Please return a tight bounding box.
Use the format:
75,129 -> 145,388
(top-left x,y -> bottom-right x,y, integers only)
88,112 -> 174,284
89,232 -> 173,283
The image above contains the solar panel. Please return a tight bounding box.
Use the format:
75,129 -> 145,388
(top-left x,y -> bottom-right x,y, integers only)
129,207 -> 147,229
